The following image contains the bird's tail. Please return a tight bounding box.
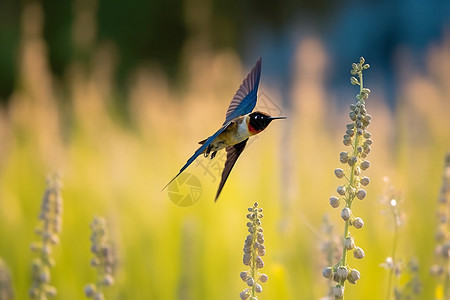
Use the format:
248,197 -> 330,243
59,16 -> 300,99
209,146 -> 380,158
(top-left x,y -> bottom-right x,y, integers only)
161,142 -> 205,191
161,172 -> 181,192
162,124 -> 228,193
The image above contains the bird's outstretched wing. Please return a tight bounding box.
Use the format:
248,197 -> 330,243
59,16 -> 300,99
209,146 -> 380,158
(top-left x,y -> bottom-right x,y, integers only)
223,58 -> 262,125
162,122 -> 230,191
163,58 -> 261,193
215,138 -> 248,201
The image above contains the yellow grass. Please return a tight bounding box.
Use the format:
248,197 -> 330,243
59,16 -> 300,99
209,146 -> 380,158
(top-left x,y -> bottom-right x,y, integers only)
0,5 -> 449,299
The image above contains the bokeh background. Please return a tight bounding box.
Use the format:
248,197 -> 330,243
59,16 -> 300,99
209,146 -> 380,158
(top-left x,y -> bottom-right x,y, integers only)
0,0 -> 449,299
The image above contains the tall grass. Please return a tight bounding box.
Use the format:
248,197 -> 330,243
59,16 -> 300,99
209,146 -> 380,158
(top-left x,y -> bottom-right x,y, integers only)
0,3 -> 449,299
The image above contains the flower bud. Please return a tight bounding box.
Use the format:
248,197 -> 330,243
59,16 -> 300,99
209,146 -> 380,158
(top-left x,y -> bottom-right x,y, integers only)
102,274 -> 114,286
334,168 -> 345,179
340,152 -> 349,164
330,196 -> 340,208
353,217 -> 364,229
333,285 -> 344,298
322,267 -> 333,279
346,128 -> 355,137
356,189 -> 367,200
256,256 -> 264,268
246,277 -> 255,287
353,247 -> 365,259
344,236 -> 355,250
341,207 -> 351,221
240,271 -> 249,281
360,160 -> 370,170
243,253 -> 251,265
337,186 -> 346,196
348,156 -> 357,166
347,269 -> 361,284
84,284 -> 96,297
259,274 -> 268,283
360,177 -> 370,186
44,285 -> 57,297
336,266 -> 349,281
240,290 -> 250,300
430,265 -> 444,276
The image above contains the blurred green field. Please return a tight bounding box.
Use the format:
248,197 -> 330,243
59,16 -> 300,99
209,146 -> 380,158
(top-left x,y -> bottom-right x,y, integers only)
1,5 -> 450,299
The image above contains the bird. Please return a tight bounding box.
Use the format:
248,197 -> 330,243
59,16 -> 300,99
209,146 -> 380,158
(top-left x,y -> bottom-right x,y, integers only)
163,57 -> 286,201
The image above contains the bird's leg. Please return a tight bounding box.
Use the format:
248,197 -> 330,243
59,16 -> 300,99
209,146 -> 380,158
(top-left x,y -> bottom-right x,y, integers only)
204,145 -> 212,158
210,151 -> 217,159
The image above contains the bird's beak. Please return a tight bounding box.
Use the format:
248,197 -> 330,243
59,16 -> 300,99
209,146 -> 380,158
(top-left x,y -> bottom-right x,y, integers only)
269,116 -> 287,120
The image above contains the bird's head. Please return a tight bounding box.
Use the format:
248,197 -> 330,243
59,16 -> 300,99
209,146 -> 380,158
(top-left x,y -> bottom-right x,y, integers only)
248,111 -> 287,133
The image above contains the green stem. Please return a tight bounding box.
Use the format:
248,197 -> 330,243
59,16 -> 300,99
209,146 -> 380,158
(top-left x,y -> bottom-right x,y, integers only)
338,70 -> 364,299
386,209 -> 399,300
39,194 -> 52,298
250,214 -> 258,297
445,188 -> 450,299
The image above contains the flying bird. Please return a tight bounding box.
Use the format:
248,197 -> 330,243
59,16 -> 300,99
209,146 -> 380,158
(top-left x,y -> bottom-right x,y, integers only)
163,57 -> 286,201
